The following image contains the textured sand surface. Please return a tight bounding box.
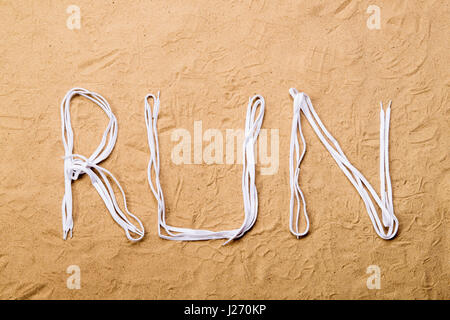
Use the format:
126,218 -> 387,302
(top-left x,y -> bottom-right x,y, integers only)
0,0 -> 448,299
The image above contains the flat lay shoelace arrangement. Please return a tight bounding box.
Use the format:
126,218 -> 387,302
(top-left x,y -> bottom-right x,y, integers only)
145,93 -> 265,244
61,88 -> 144,241
289,88 -> 398,240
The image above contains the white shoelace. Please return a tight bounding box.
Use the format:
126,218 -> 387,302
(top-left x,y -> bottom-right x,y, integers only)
289,88 -> 398,240
145,93 -> 265,245
61,88 -> 144,242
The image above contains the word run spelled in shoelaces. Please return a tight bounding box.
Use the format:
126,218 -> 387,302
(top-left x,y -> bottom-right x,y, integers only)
60,88 -> 399,243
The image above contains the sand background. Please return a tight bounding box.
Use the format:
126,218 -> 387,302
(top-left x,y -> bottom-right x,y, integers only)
0,0 -> 448,299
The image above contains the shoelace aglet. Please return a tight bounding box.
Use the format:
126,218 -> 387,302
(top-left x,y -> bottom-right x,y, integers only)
62,228 -> 73,240
289,88 -> 299,99
380,100 -> 392,111
153,92 -> 160,119
222,233 -> 238,246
